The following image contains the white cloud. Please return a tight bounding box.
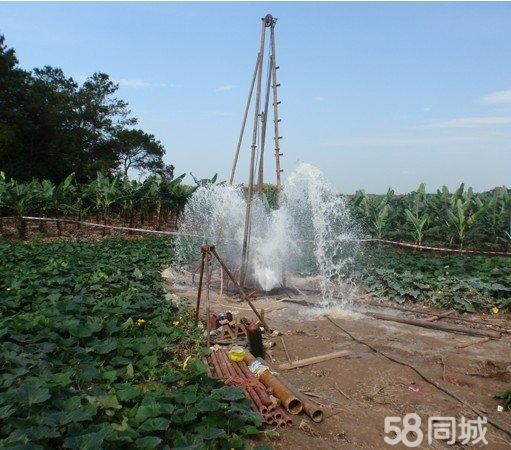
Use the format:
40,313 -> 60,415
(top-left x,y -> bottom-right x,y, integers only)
314,96 -> 324,101
479,88 -> 511,104
214,84 -> 237,92
419,116 -> 511,129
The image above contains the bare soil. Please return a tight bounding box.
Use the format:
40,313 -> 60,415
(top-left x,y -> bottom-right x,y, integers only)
163,269 -> 511,449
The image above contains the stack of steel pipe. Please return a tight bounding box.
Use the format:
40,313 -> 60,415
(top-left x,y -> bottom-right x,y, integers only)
209,348 -> 294,427
243,352 -> 303,415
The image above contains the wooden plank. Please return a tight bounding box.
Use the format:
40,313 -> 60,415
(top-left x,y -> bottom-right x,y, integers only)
278,350 -> 350,371
369,312 -> 501,339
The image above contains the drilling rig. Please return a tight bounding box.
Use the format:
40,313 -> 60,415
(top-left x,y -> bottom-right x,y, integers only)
229,14 -> 284,286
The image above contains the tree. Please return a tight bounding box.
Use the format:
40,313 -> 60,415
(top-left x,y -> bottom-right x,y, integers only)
113,129 -> 165,177
74,72 -> 137,180
0,34 -> 168,184
0,35 -> 31,179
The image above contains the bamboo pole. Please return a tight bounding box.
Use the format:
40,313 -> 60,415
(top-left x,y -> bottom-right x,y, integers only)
230,54 -> 261,185
240,18 -> 267,285
277,350 -> 350,371
270,21 -> 283,197
455,337 -> 492,349
257,45 -> 273,195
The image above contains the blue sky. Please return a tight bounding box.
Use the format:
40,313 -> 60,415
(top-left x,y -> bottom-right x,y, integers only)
1,2 -> 511,193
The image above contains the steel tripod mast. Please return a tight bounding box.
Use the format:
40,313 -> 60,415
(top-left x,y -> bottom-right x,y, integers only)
230,14 -> 283,285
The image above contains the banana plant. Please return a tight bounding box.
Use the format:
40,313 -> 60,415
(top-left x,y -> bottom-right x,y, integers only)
353,190 -> 392,239
405,209 -> 429,246
404,183 -> 430,245
53,174 -> 77,235
90,173 -> 120,235
445,194 -> 480,249
118,179 -> 145,229
3,179 -> 39,239
501,191 -> 511,249
35,180 -> 56,232
475,187 -> 510,246
164,175 -> 197,216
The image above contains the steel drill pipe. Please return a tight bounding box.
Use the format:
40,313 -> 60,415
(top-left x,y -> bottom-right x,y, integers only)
263,357 -> 324,423
215,350 -> 268,415
227,354 -> 269,415
280,382 -> 323,423
277,419 -> 287,428
211,351 -> 273,420
214,350 -> 232,380
211,352 -> 227,379
235,361 -> 273,406
217,350 -> 269,415
243,352 -> 302,415
242,384 -> 267,416
250,389 -> 268,415
275,405 -> 293,426
236,358 -> 273,404
263,412 -> 278,426
210,351 -> 225,379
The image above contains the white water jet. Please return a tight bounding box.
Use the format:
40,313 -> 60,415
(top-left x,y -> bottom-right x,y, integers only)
174,163 -> 358,305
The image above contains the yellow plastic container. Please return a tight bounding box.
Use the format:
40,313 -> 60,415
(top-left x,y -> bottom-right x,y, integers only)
228,346 -> 245,362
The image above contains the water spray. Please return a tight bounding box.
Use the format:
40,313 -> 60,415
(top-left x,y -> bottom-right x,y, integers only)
175,14 -> 358,307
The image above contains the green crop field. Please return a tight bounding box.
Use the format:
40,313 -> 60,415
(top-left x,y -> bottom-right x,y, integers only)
0,237 -> 264,449
349,247 -> 511,313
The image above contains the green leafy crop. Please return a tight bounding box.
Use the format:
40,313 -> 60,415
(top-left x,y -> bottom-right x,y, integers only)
350,247 -> 511,312
0,237 -> 262,449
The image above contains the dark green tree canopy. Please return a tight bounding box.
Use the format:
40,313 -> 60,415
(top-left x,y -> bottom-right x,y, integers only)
113,129 -> 165,177
0,35 -> 167,183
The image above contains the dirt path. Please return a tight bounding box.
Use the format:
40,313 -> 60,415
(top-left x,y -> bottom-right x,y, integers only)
163,270 -> 511,449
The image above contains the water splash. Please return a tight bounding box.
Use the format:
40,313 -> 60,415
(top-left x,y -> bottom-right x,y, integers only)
282,163 -> 358,303
174,163 -> 358,305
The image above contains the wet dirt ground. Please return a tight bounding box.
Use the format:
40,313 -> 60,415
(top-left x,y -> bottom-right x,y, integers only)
163,268 -> 511,449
